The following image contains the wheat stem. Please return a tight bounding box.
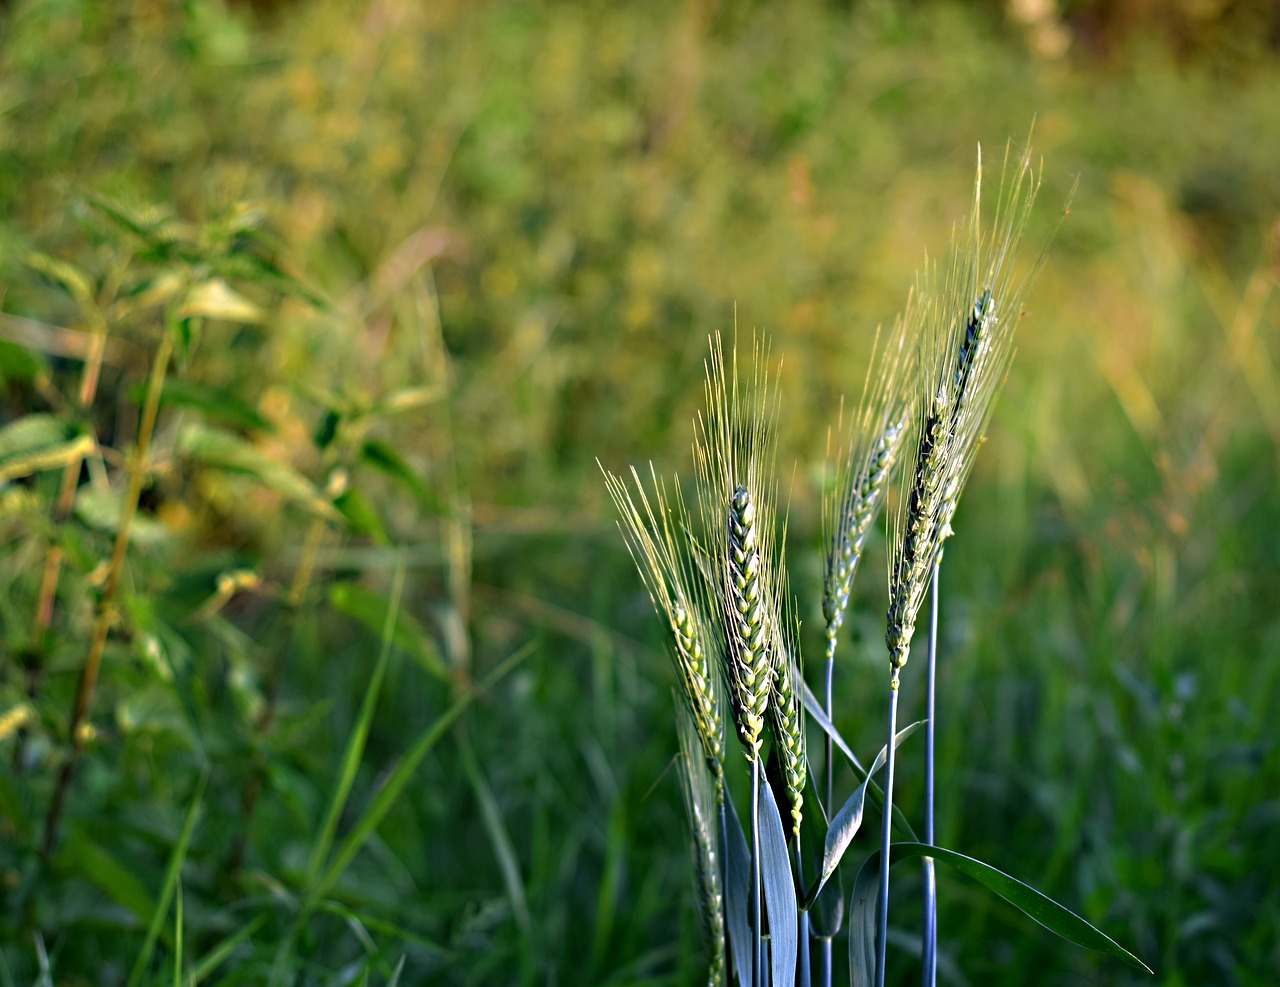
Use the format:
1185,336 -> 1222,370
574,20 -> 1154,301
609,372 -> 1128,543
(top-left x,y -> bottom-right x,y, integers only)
922,560 -> 940,987
875,671 -> 901,987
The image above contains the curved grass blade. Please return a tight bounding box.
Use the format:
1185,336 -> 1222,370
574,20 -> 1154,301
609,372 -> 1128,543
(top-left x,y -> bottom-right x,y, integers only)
802,720 -> 924,908
458,727 -> 531,933
758,775 -> 798,987
315,640 -> 533,899
126,769 -> 208,987
849,844 -> 1153,981
722,790 -> 754,987
305,558 -> 406,890
188,915 -> 266,985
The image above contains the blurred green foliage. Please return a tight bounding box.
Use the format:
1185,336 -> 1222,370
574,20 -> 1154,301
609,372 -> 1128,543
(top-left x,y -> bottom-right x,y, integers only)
0,0 -> 1277,984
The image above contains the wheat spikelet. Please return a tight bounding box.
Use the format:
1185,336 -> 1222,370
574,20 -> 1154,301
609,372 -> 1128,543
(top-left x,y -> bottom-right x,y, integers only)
694,331 -> 783,764
678,706 -> 727,987
885,141 -> 1052,674
821,306 -> 914,666
602,463 -> 726,788
769,598 -> 807,835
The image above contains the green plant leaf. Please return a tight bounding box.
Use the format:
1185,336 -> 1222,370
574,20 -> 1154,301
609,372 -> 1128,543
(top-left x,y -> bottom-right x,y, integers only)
306,558 -> 405,891
458,728 -> 530,933
74,486 -> 172,548
802,720 -> 924,908
328,581 -> 450,683
758,773 -> 798,987
359,439 -> 434,507
0,339 -> 45,383
176,422 -> 340,521
801,679 -> 919,843
849,843 -> 1154,982
188,915 -> 266,985
721,790 -> 753,987
334,488 -> 390,545
0,414 -> 93,485
138,377 -> 269,431
58,830 -> 159,937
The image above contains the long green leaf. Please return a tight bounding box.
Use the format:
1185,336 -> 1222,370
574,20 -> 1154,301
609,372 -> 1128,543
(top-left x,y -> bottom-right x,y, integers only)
305,556 -> 405,889
0,414 -> 93,485
802,720 -> 924,908
328,581 -> 450,683
188,916 -> 265,985
849,843 -> 1153,982
458,728 -> 530,932
801,679 -> 919,843
176,422 -> 340,521
315,641 -> 533,899
758,774 -> 798,987
721,792 -> 753,987
59,832 -> 157,931
127,769 -> 207,987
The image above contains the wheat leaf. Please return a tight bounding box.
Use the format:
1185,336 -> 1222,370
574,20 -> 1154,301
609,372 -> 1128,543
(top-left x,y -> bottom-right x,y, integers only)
849,843 -> 1153,981
802,720 -> 924,908
758,774 -> 798,986
722,792 -> 753,987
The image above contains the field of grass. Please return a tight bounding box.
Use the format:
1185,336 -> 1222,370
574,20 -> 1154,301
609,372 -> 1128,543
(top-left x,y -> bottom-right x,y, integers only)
0,1 -> 1278,984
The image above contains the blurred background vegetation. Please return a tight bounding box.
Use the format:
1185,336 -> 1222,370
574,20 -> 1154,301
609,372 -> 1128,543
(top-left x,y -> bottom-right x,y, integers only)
0,0 -> 1277,983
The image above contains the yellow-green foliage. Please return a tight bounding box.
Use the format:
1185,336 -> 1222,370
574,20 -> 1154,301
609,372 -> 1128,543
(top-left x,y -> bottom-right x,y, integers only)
0,1 -> 1277,983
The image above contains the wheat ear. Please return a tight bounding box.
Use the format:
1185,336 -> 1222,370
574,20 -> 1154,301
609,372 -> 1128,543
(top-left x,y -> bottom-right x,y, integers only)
769,586 -> 807,836
694,329 -> 785,987
695,332 -> 782,764
821,310 -> 914,668
601,463 -> 726,791
678,705 -> 727,987
878,138 -> 1062,987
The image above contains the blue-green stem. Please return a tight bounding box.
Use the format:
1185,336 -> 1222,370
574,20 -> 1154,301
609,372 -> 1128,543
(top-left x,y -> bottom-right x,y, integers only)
921,560 -> 940,987
819,651 -> 836,987
752,755 -> 762,987
875,673 -> 901,987
795,842 -> 811,986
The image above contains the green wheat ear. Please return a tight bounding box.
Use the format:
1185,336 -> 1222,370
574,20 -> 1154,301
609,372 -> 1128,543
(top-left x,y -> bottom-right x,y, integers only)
886,139 -> 1060,675
821,302 -> 916,667
769,596 -> 807,835
694,331 -> 786,765
601,462 -> 726,791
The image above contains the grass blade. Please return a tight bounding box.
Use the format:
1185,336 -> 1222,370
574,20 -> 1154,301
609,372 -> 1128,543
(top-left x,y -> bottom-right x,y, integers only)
758,774 -> 797,987
457,727 -> 530,932
315,641 -> 533,899
305,555 -> 407,889
126,769 -> 207,987
188,916 -> 266,985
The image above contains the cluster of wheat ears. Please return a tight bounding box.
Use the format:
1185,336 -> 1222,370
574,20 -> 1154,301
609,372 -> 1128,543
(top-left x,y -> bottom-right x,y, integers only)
603,141 -> 1150,987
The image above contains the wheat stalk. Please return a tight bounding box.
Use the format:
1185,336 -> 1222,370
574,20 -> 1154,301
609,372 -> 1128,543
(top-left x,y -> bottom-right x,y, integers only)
878,138 -> 1058,987
602,463 -> 726,790
694,332 -> 783,765
821,311 -> 914,668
